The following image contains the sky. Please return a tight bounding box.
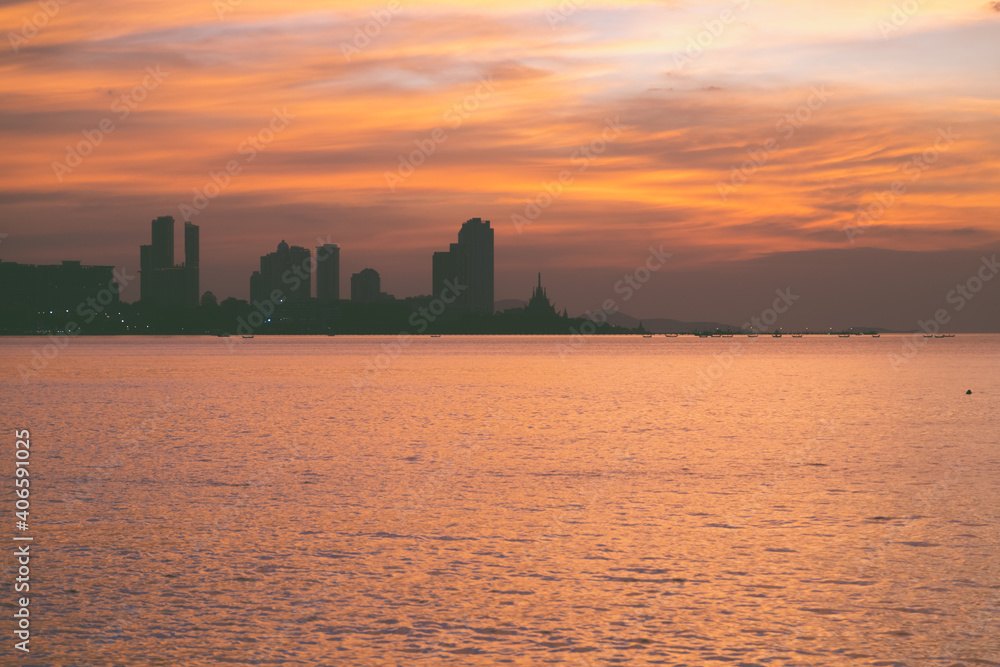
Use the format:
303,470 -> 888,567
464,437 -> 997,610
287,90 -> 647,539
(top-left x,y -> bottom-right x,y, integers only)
1,0 -> 998,330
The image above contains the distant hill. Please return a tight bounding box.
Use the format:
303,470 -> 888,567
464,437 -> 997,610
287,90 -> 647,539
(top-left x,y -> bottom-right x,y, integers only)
494,301 -> 908,334
610,313 -> 904,334
496,300 -> 737,332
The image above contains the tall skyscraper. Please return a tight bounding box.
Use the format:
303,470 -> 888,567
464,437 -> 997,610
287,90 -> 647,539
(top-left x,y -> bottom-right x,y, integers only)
139,216 -> 198,309
250,240 -> 311,304
432,246 -> 458,301
351,268 -> 381,303
139,244 -> 153,303
458,218 -> 494,314
151,216 -> 174,269
316,243 -> 340,302
185,222 -> 199,269
184,222 -> 200,308
432,218 -> 494,314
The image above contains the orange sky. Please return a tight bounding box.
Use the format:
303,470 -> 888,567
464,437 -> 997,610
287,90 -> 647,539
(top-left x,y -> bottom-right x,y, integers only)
1,0 -> 998,324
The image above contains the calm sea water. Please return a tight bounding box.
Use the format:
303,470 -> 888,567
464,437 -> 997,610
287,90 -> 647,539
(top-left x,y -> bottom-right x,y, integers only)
2,335 -> 999,666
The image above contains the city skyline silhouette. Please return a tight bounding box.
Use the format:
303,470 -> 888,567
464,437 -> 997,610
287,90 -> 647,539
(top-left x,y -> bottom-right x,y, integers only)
2,211 -> 998,332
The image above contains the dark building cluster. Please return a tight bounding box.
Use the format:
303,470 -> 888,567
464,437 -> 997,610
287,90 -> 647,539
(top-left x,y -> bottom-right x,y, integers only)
242,217 -> 494,311
350,268 -> 389,304
139,216 -> 200,310
432,217 -> 494,314
316,243 -> 340,303
0,260 -> 120,314
250,240 -> 313,305
1,215 -> 636,335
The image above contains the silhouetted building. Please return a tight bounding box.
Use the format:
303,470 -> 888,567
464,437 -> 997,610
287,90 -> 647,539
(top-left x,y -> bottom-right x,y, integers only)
249,270 -> 262,304
139,216 -> 198,309
185,222 -> 200,308
250,240 -> 311,305
316,243 -> 340,302
432,218 -> 494,313
151,216 -> 174,269
139,245 -> 153,303
525,273 -> 558,317
0,259 -> 118,313
351,268 -> 381,303
432,247 -> 458,300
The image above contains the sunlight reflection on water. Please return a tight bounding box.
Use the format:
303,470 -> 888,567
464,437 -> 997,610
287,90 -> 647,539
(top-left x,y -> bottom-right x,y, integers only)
2,335 -> 998,665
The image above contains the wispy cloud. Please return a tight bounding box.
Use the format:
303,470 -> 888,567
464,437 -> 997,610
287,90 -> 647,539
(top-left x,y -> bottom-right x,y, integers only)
0,0 -> 997,306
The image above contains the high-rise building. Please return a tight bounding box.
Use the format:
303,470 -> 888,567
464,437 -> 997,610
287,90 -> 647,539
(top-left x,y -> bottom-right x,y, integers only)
350,268 -> 394,303
185,222 -> 199,269
432,246 -> 459,300
351,268 -> 381,303
151,216 -> 174,269
432,218 -> 494,313
316,243 -> 340,302
139,245 -> 153,303
458,218 -> 494,313
184,222 -> 200,308
139,216 -> 198,309
250,240 -> 311,305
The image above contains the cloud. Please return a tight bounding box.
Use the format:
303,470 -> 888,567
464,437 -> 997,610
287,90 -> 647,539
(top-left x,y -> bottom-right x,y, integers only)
0,0 -> 997,321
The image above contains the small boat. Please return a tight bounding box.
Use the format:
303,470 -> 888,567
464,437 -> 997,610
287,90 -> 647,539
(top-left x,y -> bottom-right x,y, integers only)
943,334 -> 955,338
934,335 -> 947,338
242,334 -> 254,339
664,334 -> 678,338
922,335 -> 932,338
747,333 -> 758,338
838,334 -> 850,338
870,333 -> 880,338
430,334 -> 441,338
772,332 -> 782,338
792,334 -> 803,338
643,334 -> 653,338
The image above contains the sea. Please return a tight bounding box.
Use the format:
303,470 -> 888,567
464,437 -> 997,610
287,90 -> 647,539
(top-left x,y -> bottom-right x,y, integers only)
1,335 -> 998,665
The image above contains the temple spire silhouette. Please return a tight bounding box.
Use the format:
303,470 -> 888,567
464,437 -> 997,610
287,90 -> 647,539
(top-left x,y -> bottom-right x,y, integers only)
526,272 -> 556,317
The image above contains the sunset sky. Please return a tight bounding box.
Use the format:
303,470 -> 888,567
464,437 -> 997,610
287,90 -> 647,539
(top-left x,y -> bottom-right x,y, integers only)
1,0 -> 998,329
